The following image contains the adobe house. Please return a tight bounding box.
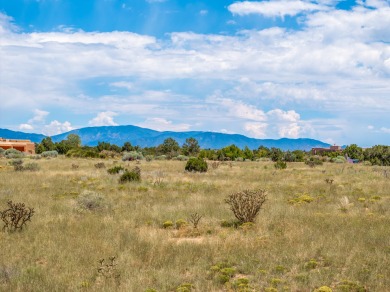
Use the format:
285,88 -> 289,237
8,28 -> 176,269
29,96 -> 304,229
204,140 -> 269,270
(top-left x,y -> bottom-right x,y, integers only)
0,138 -> 35,154
312,145 -> 342,155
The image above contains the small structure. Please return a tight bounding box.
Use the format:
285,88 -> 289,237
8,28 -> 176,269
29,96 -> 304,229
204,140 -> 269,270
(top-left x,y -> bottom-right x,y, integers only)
312,145 -> 342,155
0,138 -> 35,154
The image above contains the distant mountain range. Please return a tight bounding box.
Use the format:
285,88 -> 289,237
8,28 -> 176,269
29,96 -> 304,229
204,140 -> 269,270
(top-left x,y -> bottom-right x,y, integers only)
0,125 -> 330,151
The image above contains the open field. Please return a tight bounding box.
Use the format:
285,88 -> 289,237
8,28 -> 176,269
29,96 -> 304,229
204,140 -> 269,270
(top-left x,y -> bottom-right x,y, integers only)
0,157 -> 389,291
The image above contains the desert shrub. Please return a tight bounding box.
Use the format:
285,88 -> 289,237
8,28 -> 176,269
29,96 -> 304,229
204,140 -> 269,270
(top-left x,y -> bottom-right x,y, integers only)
155,155 -> 167,160
97,256 -> 120,284
23,162 -> 40,171
305,157 -> 323,167
274,160 -> 287,169
0,148 -> 5,156
176,283 -> 194,292
119,167 -> 141,183
225,189 -> 267,223
122,151 -> 144,161
30,155 -> 42,160
94,162 -> 106,169
107,166 -> 126,175
175,219 -> 188,229
288,193 -> 314,204
71,164 -> 79,170
0,201 -> 34,232
41,150 -> 58,158
314,286 -> 333,292
10,159 -> 24,171
185,157 -> 208,172
336,280 -> 366,291
4,149 -> 25,159
174,155 -> 189,161
188,213 -> 202,229
66,148 -> 99,158
162,220 -> 173,229
76,191 -> 108,211
145,155 -> 153,162
99,150 -> 117,159
331,156 -> 346,163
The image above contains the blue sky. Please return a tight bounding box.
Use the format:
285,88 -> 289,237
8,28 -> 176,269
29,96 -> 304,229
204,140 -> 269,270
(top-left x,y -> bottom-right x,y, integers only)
0,0 -> 389,146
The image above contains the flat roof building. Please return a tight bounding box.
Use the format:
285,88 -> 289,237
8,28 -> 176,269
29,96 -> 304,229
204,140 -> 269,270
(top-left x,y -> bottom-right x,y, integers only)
0,138 -> 35,154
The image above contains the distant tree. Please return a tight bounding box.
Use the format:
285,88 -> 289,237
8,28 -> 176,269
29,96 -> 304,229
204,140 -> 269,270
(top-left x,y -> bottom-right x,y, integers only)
157,138 -> 180,159
363,145 -> 390,166
292,150 -> 305,162
41,137 -> 55,151
254,146 -> 270,158
66,134 -> 81,149
182,137 -> 200,156
109,144 -> 121,153
122,142 -> 134,152
242,146 -> 254,161
219,144 -> 243,161
97,141 -> 111,152
269,147 -> 283,162
343,144 -> 364,160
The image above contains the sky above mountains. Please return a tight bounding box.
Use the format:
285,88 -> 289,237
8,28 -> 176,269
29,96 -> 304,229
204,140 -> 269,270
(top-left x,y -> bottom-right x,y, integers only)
0,0 -> 389,146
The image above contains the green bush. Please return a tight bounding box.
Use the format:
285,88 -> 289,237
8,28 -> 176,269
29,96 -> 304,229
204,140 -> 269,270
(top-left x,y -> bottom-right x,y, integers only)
162,220 -> 173,229
274,160 -> 287,169
185,158 -> 208,172
119,167 -> 141,183
107,166 -> 126,175
155,155 -> 167,160
306,157 -> 323,167
122,151 -> 144,161
173,155 -> 189,161
0,148 -> 5,156
41,150 -> 58,158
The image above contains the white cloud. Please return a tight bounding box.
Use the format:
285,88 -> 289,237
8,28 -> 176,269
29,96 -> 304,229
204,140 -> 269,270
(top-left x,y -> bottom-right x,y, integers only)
28,109 -> 49,124
19,124 -> 34,131
244,122 -> 268,138
138,118 -> 190,131
43,120 -> 73,136
228,1 -> 329,18
380,127 -> 390,134
88,112 -> 118,126
200,10 -> 208,15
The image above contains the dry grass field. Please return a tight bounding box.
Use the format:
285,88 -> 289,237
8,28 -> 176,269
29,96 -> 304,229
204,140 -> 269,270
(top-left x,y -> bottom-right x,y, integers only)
0,157 -> 389,291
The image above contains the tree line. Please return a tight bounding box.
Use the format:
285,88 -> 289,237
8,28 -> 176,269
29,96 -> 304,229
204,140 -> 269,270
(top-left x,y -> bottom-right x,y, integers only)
35,135 -> 390,166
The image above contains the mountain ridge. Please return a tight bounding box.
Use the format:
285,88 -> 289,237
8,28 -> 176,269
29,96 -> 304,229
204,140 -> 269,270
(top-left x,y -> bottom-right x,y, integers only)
0,125 -> 330,151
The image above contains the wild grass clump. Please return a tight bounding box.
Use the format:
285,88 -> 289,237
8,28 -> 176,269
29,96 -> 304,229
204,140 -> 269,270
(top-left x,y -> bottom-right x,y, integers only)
0,201 -> 34,232
0,148 -> 5,157
66,148 -> 99,158
23,162 -> 40,171
225,189 -> 267,223
41,150 -> 58,158
176,283 -> 194,292
210,262 -> 237,284
185,157 -> 208,172
119,167 -> 141,183
173,155 -> 189,161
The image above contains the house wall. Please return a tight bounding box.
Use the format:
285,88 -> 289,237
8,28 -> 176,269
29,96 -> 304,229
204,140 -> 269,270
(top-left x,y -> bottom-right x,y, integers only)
0,138 -> 36,154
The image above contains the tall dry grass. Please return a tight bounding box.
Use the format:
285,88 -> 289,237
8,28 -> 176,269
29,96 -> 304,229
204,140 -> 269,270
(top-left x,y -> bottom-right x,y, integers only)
0,157 -> 389,291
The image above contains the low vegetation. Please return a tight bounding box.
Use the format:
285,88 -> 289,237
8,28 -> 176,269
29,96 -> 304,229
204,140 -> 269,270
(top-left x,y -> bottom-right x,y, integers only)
0,153 -> 388,291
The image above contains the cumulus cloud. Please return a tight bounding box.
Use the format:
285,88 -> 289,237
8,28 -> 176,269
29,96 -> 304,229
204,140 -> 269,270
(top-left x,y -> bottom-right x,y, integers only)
19,124 -> 34,131
43,121 -> 73,136
138,118 -> 190,131
88,112 -> 118,126
380,127 -> 390,134
228,1 -> 329,18
0,2 -> 389,145
244,122 -> 268,138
